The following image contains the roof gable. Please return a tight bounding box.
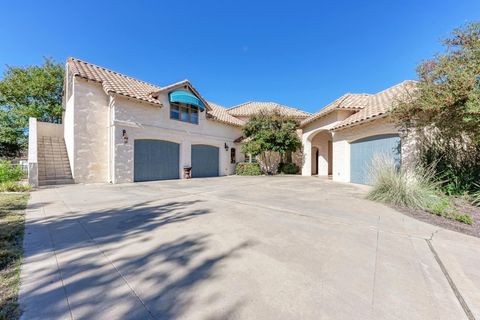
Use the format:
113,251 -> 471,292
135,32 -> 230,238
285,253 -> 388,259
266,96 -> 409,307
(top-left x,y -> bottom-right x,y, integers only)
150,80 -> 211,111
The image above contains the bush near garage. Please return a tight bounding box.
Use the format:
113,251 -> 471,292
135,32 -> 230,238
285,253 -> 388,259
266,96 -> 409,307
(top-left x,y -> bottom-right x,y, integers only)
236,162 -> 261,176
278,163 -> 299,174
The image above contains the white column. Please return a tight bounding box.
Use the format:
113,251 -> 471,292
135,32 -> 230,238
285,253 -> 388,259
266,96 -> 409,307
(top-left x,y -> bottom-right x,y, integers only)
302,138 -> 312,176
180,140 -> 191,179
28,118 -> 38,187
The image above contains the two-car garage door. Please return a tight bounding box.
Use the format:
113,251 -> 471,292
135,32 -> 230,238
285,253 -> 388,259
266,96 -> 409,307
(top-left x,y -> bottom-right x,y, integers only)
134,140 -> 219,182
350,134 -> 401,185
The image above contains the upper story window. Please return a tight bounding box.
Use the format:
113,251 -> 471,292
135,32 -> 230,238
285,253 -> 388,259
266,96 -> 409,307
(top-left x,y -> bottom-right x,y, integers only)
170,102 -> 199,124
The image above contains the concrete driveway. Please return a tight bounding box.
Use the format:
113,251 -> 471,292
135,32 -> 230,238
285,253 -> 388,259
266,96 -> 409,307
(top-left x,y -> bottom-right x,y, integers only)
20,176 -> 480,319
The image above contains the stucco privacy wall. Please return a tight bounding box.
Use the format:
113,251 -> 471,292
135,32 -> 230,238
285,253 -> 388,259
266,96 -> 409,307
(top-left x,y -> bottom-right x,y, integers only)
112,93 -> 243,183
69,78 -> 109,183
331,117 -> 401,182
37,122 -> 64,138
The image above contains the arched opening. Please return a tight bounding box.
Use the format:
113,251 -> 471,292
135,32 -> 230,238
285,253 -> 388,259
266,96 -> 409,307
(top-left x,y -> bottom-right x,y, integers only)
309,130 -> 333,177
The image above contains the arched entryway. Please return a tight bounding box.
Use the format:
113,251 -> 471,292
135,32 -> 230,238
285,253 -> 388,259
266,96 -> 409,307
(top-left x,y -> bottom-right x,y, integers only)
310,130 -> 333,177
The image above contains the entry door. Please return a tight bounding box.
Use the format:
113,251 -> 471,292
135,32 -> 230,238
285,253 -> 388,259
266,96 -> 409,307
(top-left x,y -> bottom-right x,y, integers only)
350,134 -> 401,185
134,139 -> 179,182
191,145 -> 219,178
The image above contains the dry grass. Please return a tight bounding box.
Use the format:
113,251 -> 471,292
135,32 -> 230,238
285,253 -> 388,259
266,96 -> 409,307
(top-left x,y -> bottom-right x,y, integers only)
0,193 -> 29,320
367,155 -> 439,209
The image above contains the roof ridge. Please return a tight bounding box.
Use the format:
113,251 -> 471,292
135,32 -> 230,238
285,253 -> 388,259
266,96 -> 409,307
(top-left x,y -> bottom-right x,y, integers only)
374,80 -> 417,95
68,57 -> 162,89
273,102 -> 311,115
227,101 -> 252,110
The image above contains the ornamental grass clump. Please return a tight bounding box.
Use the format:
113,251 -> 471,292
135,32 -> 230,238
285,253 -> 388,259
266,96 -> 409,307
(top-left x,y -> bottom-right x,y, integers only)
367,155 -> 439,210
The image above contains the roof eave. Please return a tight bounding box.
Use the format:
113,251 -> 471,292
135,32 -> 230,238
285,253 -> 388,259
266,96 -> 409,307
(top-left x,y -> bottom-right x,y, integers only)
331,112 -> 389,132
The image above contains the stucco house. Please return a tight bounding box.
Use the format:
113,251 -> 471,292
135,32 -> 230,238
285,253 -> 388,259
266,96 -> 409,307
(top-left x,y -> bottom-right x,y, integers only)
28,57 -> 415,186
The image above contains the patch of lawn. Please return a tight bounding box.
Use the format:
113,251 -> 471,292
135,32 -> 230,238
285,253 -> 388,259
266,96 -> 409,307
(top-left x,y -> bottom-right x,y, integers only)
0,193 -> 29,320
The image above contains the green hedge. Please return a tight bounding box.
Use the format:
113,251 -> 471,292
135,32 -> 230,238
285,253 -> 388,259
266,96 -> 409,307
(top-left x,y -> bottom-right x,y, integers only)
0,160 -> 24,183
278,163 -> 299,174
236,162 -> 261,176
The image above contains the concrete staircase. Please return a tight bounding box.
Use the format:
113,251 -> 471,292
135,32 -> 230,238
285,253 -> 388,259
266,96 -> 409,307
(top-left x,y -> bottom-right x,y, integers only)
38,136 -> 74,186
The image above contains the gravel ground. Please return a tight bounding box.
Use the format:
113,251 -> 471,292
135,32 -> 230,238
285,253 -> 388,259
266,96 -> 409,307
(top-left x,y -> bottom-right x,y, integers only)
394,198 -> 480,238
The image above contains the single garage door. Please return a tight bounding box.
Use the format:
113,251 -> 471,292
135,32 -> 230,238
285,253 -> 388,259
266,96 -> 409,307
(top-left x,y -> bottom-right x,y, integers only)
134,139 -> 179,182
191,144 -> 219,178
350,134 -> 401,185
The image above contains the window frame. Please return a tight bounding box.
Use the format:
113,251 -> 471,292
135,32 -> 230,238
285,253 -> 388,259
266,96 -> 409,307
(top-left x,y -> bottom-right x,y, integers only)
170,102 -> 199,124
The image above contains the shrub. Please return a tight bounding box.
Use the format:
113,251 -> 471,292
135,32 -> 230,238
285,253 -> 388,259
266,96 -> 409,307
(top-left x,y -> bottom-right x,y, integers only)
236,162 -> 261,176
367,155 -> 439,209
454,213 -> 473,225
278,163 -> 299,174
471,184 -> 480,207
0,160 -> 24,183
426,197 -> 452,216
0,181 -> 31,192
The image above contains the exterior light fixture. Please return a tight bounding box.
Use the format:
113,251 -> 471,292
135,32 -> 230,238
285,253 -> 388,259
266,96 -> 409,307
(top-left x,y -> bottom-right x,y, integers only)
224,143 -> 229,151
122,129 -> 128,144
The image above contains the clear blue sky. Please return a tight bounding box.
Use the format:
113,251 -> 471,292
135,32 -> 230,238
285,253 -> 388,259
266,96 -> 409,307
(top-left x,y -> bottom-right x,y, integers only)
1,0 -> 479,113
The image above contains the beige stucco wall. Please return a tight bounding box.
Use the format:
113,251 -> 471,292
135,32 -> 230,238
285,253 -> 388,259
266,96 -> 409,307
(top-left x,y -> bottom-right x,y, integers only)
63,77 -> 75,175
112,93 -> 243,183
69,78 -> 109,183
331,117 -> 400,183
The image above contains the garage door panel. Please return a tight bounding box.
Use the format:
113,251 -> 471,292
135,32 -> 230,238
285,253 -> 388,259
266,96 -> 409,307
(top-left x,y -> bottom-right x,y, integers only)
191,145 -> 219,178
350,134 -> 401,185
134,140 -> 179,182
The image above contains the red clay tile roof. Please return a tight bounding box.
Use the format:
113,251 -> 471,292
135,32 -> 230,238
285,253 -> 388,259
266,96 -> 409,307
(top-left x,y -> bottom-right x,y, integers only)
300,93 -> 371,126
207,102 -> 245,127
227,101 -> 310,118
68,57 -> 162,105
332,81 -> 417,130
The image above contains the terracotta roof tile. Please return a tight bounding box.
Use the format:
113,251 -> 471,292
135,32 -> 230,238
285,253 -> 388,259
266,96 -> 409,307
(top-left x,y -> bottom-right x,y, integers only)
332,81 -> 417,130
68,57 -> 162,105
227,101 -> 310,118
207,102 -> 245,127
300,93 -> 370,126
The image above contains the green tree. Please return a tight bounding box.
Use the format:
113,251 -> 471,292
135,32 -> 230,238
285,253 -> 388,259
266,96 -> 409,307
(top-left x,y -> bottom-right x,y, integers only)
0,57 -> 64,158
392,22 -> 480,193
242,109 -> 302,174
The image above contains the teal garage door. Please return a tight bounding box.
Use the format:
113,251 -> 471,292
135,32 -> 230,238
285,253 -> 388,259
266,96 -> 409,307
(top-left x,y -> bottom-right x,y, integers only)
191,145 -> 219,178
134,140 -> 179,182
350,134 -> 401,185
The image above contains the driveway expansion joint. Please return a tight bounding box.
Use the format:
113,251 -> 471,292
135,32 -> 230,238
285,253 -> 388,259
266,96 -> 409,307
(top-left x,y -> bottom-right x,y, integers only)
426,239 -> 475,320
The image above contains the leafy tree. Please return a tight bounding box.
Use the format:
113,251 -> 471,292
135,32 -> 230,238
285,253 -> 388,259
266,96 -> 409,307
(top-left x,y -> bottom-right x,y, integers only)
0,58 -> 64,158
242,109 -> 302,174
392,22 -> 480,193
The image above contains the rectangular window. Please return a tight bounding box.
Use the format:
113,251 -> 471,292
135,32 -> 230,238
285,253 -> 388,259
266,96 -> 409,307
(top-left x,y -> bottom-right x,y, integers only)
190,108 -> 198,124
170,104 -> 180,120
180,106 -> 189,121
170,102 -> 199,124
230,148 -> 236,164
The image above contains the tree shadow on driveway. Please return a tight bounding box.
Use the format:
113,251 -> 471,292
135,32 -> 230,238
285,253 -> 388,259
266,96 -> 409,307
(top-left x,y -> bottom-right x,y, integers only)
21,198 -> 255,319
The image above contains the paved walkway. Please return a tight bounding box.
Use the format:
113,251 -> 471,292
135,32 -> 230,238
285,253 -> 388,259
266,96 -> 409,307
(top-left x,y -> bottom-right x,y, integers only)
19,176 -> 480,319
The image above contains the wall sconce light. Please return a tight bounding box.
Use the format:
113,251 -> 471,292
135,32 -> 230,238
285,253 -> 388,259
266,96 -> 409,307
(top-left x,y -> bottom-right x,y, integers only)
122,129 -> 128,144
224,143 -> 229,151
